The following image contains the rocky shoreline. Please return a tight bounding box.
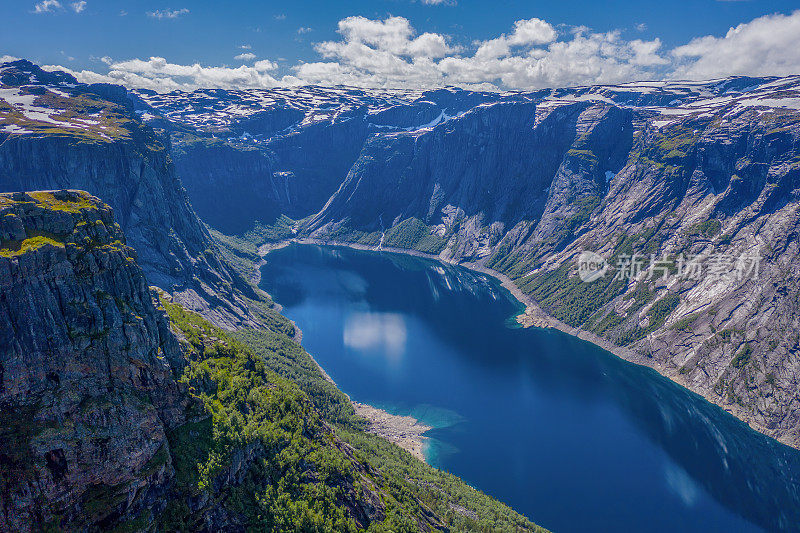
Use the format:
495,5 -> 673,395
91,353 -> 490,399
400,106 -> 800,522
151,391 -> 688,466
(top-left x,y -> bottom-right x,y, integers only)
258,238 -> 790,450
352,403 -> 432,462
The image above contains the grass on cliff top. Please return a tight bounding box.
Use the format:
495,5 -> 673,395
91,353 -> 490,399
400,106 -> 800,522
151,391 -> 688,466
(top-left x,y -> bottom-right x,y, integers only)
162,297 -> 546,532
0,191 -> 98,213
27,191 -> 97,212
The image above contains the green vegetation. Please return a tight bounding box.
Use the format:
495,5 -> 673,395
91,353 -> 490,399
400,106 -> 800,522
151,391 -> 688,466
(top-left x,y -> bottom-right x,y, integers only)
233,327 -> 360,427
201,226 -> 298,338
564,195 -> 601,237
383,218 -> 447,254
0,190 -> 96,214
672,312 -> 701,331
592,311 -> 625,336
162,299 -> 374,531
685,218 -> 721,238
0,233 -> 64,257
642,123 -> 701,166
337,428 -> 548,533
0,88 -> 144,144
207,227 -> 263,281
492,218 -> 690,346
731,344 -> 753,369
645,294 -> 680,332
81,482 -> 131,524
566,149 -> 599,166
519,264 -> 626,327
252,215 -> 298,243
162,299 -> 545,531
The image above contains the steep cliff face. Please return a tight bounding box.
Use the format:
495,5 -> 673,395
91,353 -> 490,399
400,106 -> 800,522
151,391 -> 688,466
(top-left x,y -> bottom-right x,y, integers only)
172,133 -> 282,234
507,99 -> 800,447
133,85 -> 522,229
0,190 -> 189,530
304,78 -> 800,448
0,60 -> 258,329
305,101 -> 634,254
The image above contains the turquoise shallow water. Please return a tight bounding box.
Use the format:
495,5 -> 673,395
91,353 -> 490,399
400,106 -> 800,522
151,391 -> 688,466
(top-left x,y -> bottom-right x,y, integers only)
260,244 -> 800,532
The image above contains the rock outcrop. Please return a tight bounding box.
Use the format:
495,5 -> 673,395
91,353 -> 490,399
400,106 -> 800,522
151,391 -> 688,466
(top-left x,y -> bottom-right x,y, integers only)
0,191 -> 458,532
0,190 -> 189,530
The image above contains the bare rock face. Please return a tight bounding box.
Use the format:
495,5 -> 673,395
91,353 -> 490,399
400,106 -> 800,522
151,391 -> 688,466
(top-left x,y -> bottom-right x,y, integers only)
0,190 -> 189,530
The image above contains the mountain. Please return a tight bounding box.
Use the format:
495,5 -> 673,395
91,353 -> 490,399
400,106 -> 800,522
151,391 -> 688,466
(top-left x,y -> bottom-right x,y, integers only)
4,56 -> 800,527
0,190 -> 544,531
130,85 -> 516,234
131,74 -> 800,449
0,60 -> 267,329
0,190 -> 189,530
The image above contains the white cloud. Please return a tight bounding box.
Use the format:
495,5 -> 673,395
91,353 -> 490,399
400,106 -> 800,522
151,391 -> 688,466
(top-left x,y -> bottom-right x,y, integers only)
239,44 -> 252,50
51,56 -> 282,91
297,27 -> 313,35
33,0 -> 61,13
508,18 -> 557,45
299,16 -> 662,89
41,11 -> 800,92
343,312 -> 407,360
671,10 -> 800,79
1,55 -> 20,63
254,59 -> 277,71
71,1 -> 86,13
147,8 -> 189,20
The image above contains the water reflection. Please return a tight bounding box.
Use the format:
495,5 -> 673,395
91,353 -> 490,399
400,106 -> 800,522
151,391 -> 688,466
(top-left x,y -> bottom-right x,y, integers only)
343,312 -> 408,360
260,244 -> 800,532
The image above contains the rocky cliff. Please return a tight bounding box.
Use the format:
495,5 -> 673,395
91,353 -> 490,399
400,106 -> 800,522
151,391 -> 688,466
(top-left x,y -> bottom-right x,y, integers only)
0,60 -> 261,329
132,85 -> 518,232
0,190 -> 189,530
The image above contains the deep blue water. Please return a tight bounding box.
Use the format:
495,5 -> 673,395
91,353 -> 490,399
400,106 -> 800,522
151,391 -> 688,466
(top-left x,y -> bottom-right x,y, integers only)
259,244 -> 800,532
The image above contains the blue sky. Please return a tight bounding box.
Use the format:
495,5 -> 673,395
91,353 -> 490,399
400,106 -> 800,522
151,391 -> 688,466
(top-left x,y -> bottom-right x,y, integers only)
2,0 -> 799,91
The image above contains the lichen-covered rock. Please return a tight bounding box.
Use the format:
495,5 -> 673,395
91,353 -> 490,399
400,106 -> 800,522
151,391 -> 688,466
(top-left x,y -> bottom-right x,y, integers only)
0,190 -> 189,531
